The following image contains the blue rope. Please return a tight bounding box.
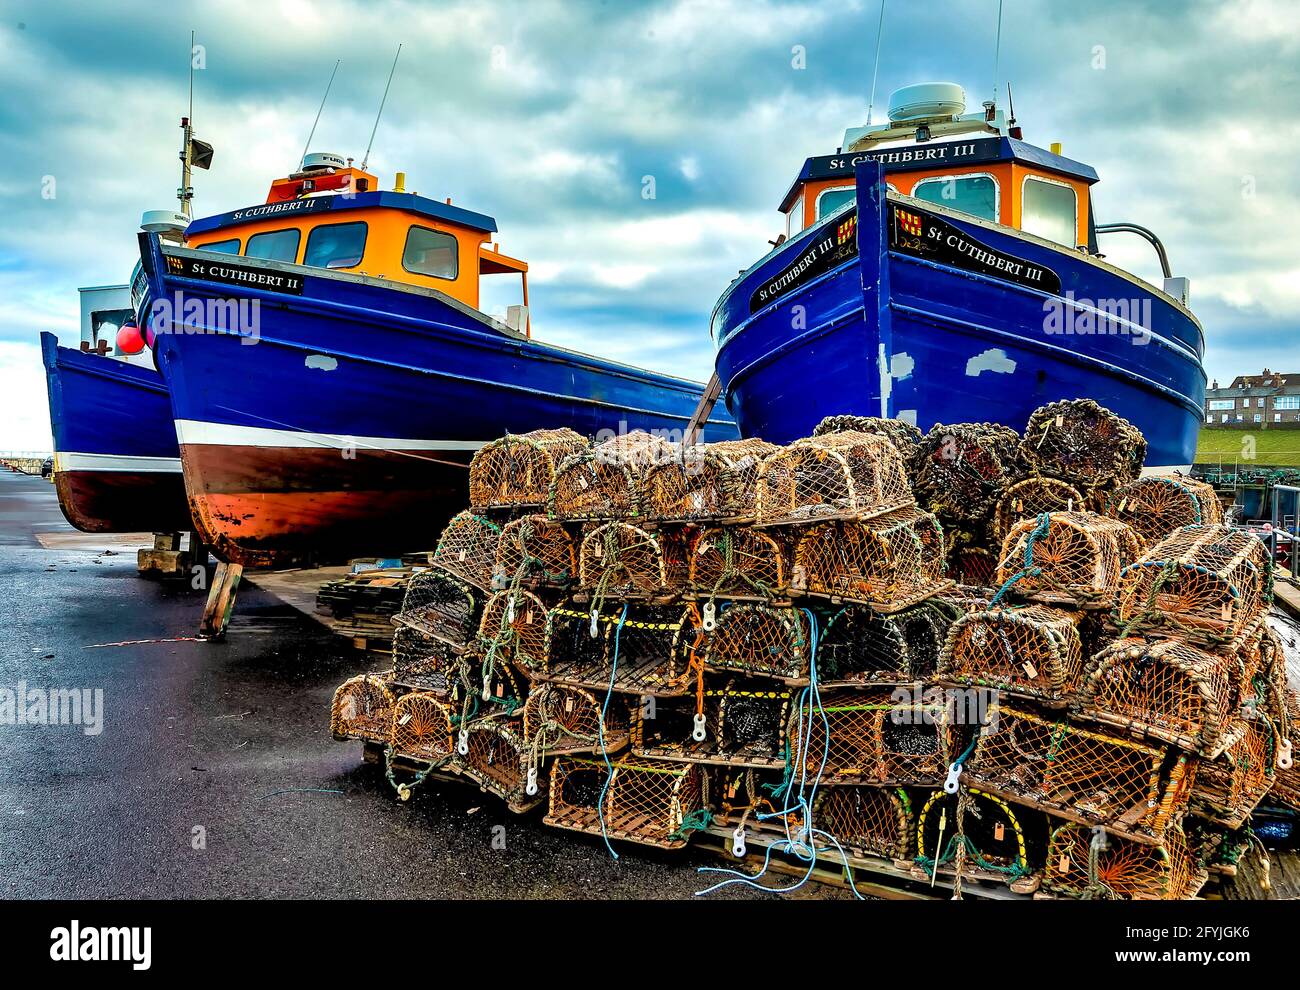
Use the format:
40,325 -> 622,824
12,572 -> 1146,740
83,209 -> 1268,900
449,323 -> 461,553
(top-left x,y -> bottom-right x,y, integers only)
596,603 -> 629,861
988,511 -> 1051,608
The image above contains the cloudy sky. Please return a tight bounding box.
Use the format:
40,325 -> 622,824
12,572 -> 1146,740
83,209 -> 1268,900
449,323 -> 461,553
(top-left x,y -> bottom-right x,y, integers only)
1,0 -> 1295,450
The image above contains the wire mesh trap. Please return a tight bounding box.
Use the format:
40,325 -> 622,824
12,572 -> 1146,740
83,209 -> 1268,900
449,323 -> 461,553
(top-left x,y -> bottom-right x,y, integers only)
1044,821 -> 1206,900
330,674 -> 397,743
966,705 -> 1194,843
578,521 -> 686,599
1081,637 -> 1239,756
394,566 -> 484,649
938,604 -> 1084,703
701,603 -> 812,682
539,601 -> 702,696
792,506 -> 952,611
458,722 -> 543,813
707,767 -> 790,837
545,754 -> 704,849
432,510 -> 504,591
391,626 -> 459,692
640,437 -> 778,522
631,678 -> 791,768
495,515 -> 577,589
995,511 -> 1140,607
1191,717 -> 1277,828
812,785 -> 913,861
812,415 -> 925,476
913,788 -> 1041,890
1113,524 -> 1273,647
469,428 -> 589,510
819,602 -> 955,685
548,429 -> 677,521
1019,398 -> 1147,490
1105,474 -> 1224,550
793,689 -> 952,786
913,422 -> 1022,522
755,430 -> 913,526
477,589 -> 549,671
992,477 -> 1085,543
523,682 -> 630,758
388,691 -> 456,764
687,526 -> 789,601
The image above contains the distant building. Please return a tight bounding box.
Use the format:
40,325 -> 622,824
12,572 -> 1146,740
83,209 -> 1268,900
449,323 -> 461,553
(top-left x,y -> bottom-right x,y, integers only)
1204,368 -> 1300,426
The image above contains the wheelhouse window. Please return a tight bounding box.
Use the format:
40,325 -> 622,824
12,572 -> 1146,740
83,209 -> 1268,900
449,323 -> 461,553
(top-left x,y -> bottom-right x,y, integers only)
304,222 -> 368,270
402,226 -> 458,279
785,196 -> 804,237
1021,175 -> 1078,247
196,238 -> 240,255
245,229 -> 300,263
816,186 -> 856,219
911,173 -> 998,221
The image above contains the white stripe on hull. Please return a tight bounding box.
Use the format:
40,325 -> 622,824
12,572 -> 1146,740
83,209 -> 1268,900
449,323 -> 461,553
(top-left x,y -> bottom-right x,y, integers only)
54,452 -> 183,474
174,419 -> 487,452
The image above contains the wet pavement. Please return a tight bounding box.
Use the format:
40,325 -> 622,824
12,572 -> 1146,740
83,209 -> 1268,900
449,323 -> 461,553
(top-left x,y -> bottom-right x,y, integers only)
0,469 -> 779,899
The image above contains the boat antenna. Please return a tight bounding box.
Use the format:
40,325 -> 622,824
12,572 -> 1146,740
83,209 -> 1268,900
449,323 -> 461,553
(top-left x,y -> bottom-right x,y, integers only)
865,0 -> 887,125
360,44 -> 402,172
180,29 -> 195,219
991,0 -> 1004,110
1006,80 -> 1017,126
300,59 -> 342,170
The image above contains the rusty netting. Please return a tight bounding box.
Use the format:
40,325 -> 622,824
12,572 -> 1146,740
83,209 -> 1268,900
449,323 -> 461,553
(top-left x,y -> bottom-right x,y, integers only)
702,603 -> 812,682
914,788 -> 1039,886
578,521 -> 686,600
1106,474 -> 1224,550
641,437 -> 778,523
793,689 -> 951,786
1081,637 -> 1239,756
792,506 -> 952,611
388,690 -> 456,764
443,642 -> 529,717
495,514 -> 576,589
394,566 -> 483,649
993,476 -> 1085,543
913,422 -> 1022,522
1192,716 -> 1277,828
995,511 -> 1140,608
545,754 -> 703,849
1114,524 -> 1273,647
432,510 -> 504,591
477,589 -> 549,671
632,678 -> 791,769
1268,684 -> 1300,812
755,430 -> 913,526
1019,398 -> 1147,490
469,428 -> 589,511
1248,623 -> 1290,719
548,429 -> 676,521
819,602 -> 956,684
540,601 -> 702,695
813,414 -> 925,475
1045,820 -> 1205,900
967,705 -> 1193,842
948,539 -> 998,587
688,525 -> 789,601
459,722 -> 542,813
522,682 -> 629,759
330,674 -> 397,743
391,626 -> 458,692
938,604 -> 1084,702
813,785 -> 913,861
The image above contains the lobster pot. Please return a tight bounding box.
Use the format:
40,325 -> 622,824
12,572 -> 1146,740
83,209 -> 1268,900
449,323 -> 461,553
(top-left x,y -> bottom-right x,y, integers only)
548,430 -> 676,520
1019,398 -> 1147,489
579,521 -> 684,598
755,430 -> 913,526
794,507 -> 951,611
793,690 -> 950,786
948,543 -> 996,588
1192,718 -> 1276,828
641,437 -> 778,522
1106,474 -> 1224,550
996,511 -> 1140,607
545,755 -> 703,849
495,515 -> 576,589
330,675 -> 397,743
688,526 -> 788,601
1046,821 -> 1206,900
967,706 -> 1193,842
993,477 -> 1085,543
702,603 -> 811,681
1081,637 -> 1238,755
477,589 -> 549,670
708,768 -> 790,836
469,428 -> 589,510
813,786 -> 913,860
388,691 -> 456,764
1270,686 -> 1300,813
432,511 -> 503,591
938,605 -> 1083,702
820,602 -> 955,684
1114,525 -> 1273,647
540,602 -> 699,694
522,683 -> 629,757
914,422 -> 1021,522
392,626 -> 458,692
915,789 -> 1039,887
456,723 -> 541,813
813,414 -> 924,476
396,567 -> 484,649
632,679 -> 791,768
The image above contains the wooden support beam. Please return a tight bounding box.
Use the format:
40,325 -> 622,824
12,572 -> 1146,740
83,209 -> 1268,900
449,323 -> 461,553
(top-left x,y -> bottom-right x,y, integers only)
198,561 -> 243,640
684,373 -> 723,447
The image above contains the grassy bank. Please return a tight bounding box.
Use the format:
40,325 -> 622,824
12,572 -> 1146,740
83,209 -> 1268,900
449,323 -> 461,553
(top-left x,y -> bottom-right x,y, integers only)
1195,428 -> 1300,467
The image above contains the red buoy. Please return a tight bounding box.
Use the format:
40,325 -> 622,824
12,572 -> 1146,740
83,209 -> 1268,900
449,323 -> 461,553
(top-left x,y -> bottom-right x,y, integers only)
116,322 -> 146,355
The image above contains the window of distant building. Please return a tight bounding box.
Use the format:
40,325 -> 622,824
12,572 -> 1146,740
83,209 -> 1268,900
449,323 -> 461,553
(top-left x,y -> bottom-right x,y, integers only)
1276,395 -> 1300,410
1208,400 -> 1235,410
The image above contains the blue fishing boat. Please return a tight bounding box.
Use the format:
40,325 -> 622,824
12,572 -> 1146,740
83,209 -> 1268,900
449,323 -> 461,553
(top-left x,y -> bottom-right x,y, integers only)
40,331 -> 191,534
711,83 -> 1205,468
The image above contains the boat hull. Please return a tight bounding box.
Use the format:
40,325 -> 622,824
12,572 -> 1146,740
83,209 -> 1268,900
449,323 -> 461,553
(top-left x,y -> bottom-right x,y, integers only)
40,332 -> 192,534
712,162 -> 1206,469
138,235 -> 736,567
